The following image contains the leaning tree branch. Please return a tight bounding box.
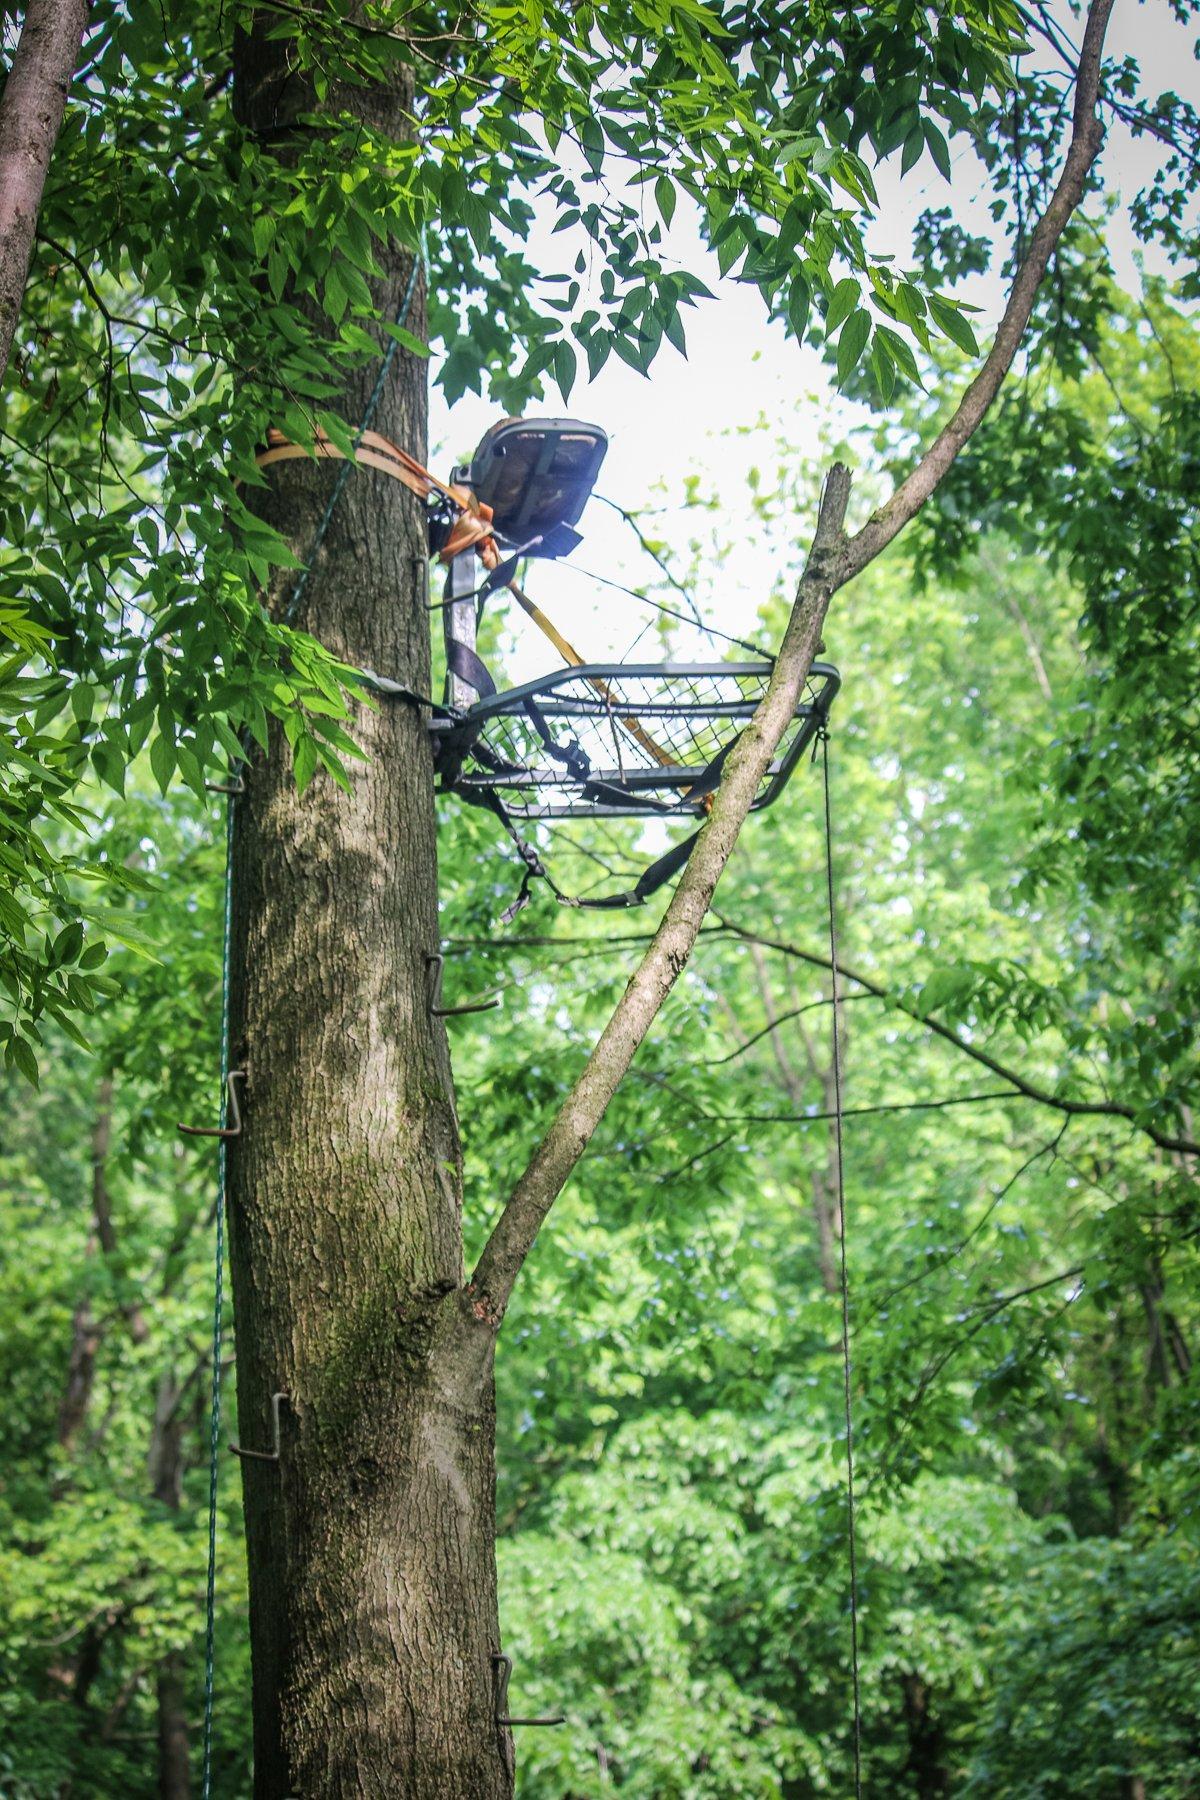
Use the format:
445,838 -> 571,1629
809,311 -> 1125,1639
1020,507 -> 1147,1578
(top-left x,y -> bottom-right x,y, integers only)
469,0 -> 1117,1326
0,0 -> 91,387
470,465 -> 853,1323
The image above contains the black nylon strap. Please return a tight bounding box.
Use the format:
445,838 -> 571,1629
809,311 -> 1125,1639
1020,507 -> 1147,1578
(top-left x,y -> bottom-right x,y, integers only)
446,636 -> 496,699
357,667 -> 459,719
560,731 -> 740,906
522,695 -> 592,786
562,826 -> 704,911
464,786 -> 568,921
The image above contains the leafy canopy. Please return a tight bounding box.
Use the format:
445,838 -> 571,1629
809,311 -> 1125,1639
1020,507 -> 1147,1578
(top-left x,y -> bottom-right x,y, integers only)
1,0 -> 1036,1070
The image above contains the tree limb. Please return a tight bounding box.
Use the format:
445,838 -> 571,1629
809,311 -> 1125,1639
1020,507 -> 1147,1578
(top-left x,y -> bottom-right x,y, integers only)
452,913 -> 1200,1158
469,465 -> 853,1323
0,0 -> 91,386
713,915 -> 1200,1159
468,0 -> 1119,1326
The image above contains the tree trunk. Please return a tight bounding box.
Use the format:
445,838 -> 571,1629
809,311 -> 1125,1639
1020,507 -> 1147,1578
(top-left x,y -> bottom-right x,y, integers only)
0,0 -> 91,386
901,1673 -> 949,1799
227,17 -> 511,1797
156,1657 -> 192,1800
57,1083 -> 115,1449
57,1278 -> 100,1451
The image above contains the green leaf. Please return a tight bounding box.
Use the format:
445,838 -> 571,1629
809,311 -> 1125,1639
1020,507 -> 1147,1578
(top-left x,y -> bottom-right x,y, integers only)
293,733 -> 318,792
51,921 -> 84,966
788,276 -> 811,342
929,295 -> 981,356
553,340 -> 577,401
8,1035 -> 38,1087
924,120 -> 953,181
836,308 -> 872,385
149,733 -> 175,797
580,117 -> 604,174
825,277 -> 860,334
380,322 -> 430,358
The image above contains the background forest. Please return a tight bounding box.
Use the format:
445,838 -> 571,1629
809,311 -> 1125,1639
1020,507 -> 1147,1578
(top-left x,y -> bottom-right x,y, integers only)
5,270 -> 1200,1794
3,0 -> 1200,1793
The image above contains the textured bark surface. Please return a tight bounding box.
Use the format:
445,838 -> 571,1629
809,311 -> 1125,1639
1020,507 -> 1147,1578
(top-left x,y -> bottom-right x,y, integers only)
0,0 -> 90,385
228,16 -> 511,1798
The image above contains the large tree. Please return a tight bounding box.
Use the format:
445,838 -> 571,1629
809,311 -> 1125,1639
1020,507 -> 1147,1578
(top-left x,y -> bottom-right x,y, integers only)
3,0 -> 1199,1791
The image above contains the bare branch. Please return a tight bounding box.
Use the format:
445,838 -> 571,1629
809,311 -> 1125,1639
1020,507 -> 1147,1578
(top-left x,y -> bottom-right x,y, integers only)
715,916 -> 1200,1159
0,0 -> 91,385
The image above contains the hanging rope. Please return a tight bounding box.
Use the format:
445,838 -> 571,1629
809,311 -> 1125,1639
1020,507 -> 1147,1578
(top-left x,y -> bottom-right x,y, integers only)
201,789 -> 235,1799
199,237 -> 427,1792
820,727 -> 862,1799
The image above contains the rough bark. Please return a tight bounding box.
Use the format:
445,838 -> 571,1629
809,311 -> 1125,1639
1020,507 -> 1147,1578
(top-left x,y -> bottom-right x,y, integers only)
227,14 -> 510,1797
0,0 -> 90,386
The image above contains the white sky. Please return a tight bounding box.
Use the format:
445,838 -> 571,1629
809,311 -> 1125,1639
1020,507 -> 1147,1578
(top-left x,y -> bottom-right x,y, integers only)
429,0 -> 1200,680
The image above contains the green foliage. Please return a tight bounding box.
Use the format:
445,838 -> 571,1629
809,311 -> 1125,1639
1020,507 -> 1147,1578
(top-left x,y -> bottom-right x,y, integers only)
2,1 -> 1200,1794
0,0 -> 1086,1064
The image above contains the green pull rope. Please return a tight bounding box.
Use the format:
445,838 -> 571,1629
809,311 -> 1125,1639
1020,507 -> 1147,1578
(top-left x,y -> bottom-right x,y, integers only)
820,728 -> 862,1797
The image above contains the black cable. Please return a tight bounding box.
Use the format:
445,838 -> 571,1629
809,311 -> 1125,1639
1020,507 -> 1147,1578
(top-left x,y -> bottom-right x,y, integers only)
560,558 -> 773,660
821,728 -> 863,1799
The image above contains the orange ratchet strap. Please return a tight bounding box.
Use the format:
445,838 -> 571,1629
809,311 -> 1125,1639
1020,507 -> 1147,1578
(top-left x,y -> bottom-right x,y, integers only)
256,425 -> 493,563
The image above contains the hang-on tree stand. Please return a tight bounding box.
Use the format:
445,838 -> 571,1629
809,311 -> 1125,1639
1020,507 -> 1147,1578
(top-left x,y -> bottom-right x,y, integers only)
260,412 -> 840,910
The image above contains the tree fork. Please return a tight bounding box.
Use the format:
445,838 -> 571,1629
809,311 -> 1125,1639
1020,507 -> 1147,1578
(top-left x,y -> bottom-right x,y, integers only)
227,13 -> 512,1797
222,0 -> 1116,1788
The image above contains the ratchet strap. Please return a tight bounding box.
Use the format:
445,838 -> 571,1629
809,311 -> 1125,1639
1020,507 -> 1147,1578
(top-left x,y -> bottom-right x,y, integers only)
256,425 -> 494,563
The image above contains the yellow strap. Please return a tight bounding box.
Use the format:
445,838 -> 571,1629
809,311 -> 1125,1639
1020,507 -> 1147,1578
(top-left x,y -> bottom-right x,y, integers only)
508,583 -> 681,775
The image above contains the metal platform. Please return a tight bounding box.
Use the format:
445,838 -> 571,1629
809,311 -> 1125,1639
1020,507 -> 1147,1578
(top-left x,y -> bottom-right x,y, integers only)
430,660 -> 840,820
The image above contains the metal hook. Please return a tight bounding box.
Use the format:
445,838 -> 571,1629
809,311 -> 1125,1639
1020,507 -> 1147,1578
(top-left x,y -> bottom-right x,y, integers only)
426,953 -> 500,1019
230,1390 -> 289,1464
178,1069 -> 246,1139
491,1652 -> 564,1728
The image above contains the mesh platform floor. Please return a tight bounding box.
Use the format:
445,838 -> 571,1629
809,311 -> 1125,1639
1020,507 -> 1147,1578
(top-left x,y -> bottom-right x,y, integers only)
432,660 -> 841,819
